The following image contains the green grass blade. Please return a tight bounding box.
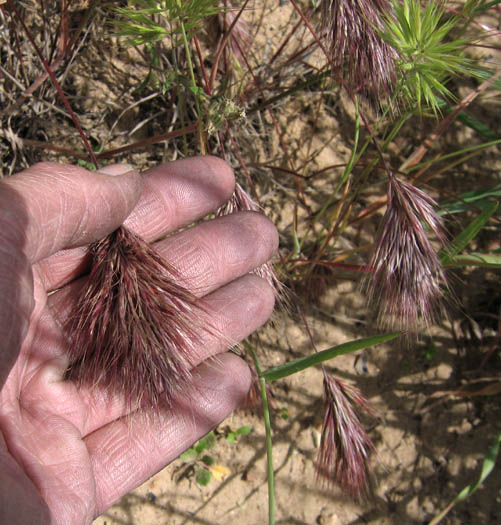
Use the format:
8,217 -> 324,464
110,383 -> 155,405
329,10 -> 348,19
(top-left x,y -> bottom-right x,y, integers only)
430,433 -> 501,524
472,0 -> 501,15
469,65 -> 501,90
445,252 -> 501,268
439,183 -> 501,215
250,348 -> 275,525
457,111 -> 500,141
435,94 -> 500,140
260,333 -> 401,382
409,139 -> 501,172
468,433 -> 501,498
440,201 -> 498,264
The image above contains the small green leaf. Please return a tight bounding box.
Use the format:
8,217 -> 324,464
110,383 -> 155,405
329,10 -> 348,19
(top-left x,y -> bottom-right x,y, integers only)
440,201 -> 498,264
194,440 -> 207,454
193,432 -> 216,454
201,455 -> 215,466
261,333 -> 401,382
422,341 -> 439,361
77,159 -> 98,171
236,425 -> 252,436
180,448 -> 198,463
195,466 -> 212,486
190,85 -> 205,98
225,433 -> 236,444
204,432 -> 216,449
226,425 -> 252,443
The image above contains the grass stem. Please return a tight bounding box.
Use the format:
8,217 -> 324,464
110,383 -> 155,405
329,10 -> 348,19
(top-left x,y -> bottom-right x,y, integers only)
251,348 -> 275,525
177,1 -> 206,154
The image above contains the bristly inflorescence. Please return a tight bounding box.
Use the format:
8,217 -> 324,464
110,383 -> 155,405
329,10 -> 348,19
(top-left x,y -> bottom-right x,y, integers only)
65,225 -> 213,412
218,183 -> 288,306
316,372 -> 376,500
321,0 -> 398,101
364,176 -> 448,330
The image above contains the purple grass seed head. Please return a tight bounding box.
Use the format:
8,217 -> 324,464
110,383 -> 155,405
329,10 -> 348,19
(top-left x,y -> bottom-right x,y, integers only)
316,372 -> 376,500
65,226 -> 215,412
321,0 -> 398,101
364,176 -> 448,330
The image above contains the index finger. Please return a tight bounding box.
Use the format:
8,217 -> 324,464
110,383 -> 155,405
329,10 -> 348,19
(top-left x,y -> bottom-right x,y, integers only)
1,162 -> 142,263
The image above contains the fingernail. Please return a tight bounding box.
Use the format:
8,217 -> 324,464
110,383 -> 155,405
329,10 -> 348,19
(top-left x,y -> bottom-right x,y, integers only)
98,164 -> 135,176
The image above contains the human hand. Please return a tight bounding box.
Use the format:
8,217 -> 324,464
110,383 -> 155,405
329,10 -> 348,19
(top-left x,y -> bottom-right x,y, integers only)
0,157 -> 277,524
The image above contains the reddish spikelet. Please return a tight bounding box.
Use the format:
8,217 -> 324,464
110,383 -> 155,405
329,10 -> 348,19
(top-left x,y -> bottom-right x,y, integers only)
315,373 -> 376,500
218,183 -> 287,305
321,0 -> 398,100
65,226 -> 211,411
365,176 -> 448,330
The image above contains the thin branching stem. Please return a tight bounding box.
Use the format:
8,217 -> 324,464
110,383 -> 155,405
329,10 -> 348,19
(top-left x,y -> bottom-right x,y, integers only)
251,348 -> 275,525
7,1 -> 99,168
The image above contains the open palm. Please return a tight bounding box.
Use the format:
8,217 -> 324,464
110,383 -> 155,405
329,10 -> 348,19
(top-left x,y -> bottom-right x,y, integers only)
0,157 -> 277,524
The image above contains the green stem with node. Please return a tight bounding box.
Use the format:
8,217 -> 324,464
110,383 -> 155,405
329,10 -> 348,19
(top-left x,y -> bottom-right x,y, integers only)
176,0 -> 206,154
250,347 -> 275,525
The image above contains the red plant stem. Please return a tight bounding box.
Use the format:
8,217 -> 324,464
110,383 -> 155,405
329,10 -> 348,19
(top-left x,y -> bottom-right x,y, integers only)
292,260 -> 370,273
16,123 -> 200,162
7,1 -> 99,168
96,123 -> 200,159
13,138 -> 90,160
192,35 -> 227,159
283,40 -> 319,67
298,304 -> 320,353
227,132 -> 261,206
208,0 -> 250,92
260,163 -> 349,179
193,35 -> 211,95
289,0 -> 331,64
59,0 -> 69,55
0,2 -> 92,119
269,18 -> 303,66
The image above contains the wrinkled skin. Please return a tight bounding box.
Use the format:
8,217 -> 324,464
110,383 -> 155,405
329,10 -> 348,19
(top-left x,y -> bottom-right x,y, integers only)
0,157 -> 278,524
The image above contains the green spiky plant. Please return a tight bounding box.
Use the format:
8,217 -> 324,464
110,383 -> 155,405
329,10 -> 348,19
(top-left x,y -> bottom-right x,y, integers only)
380,0 -> 474,115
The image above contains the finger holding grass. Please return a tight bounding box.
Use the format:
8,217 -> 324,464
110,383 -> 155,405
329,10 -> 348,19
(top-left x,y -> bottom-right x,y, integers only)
0,157 -> 278,524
